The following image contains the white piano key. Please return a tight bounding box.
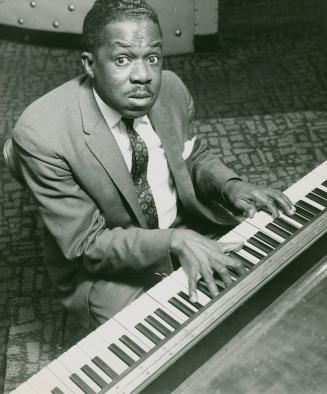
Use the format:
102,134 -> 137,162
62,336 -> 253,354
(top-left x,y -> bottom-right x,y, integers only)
245,213 -> 287,243
131,296 -> 175,333
317,183 -> 327,193
233,221 -> 259,238
284,174 -> 321,203
236,248 -> 261,265
47,359 -> 87,394
148,280 -> 199,314
169,268 -> 212,305
147,281 -> 190,323
78,331 -> 128,375
279,212 -> 303,229
234,221 -> 277,248
27,367 -> 75,394
11,382 -> 36,394
56,345 -> 106,392
219,230 -> 246,243
311,161 -> 327,179
244,239 -> 268,256
105,311 -> 155,350
96,316 -> 153,355
219,231 -> 261,265
300,196 -> 325,211
115,303 -> 166,342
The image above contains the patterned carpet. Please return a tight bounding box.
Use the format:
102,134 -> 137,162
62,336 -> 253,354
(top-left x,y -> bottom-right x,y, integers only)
0,30 -> 327,393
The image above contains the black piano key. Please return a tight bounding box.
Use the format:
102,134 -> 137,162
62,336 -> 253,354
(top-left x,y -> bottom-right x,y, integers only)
92,356 -> 118,380
313,187 -> 327,200
213,277 -> 228,289
322,180 -> 327,187
119,335 -> 147,358
296,200 -> 321,215
231,252 -> 255,269
81,364 -> 107,389
227,266 -> 241,279
266,223 -> 290,239
284,212 -> 309,225
242,244 -> 265,260
169,297 -> 195,317
154,308 -> 181,329
248,237 -> 273,254
273,217 -> 298,234
69,373 -> 97,394
135,323 -> 162,345
255,231 -> 280,248
51,388 -> 65,394
306,192 -> 327,208
197,281 -> 213,298
199,277 -> 225,291
145,315 -> 172,337
294,204 -> 315,220
108,343 -> 135,367
177,291 -> 203,310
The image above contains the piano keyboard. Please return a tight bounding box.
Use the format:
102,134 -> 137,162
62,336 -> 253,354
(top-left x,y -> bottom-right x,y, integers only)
11,161 -> 327,394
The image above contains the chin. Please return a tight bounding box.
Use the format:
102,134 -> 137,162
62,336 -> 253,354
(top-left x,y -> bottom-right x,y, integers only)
124,104 -> 154,118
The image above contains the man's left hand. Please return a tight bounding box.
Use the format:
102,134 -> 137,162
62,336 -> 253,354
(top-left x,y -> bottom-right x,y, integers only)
223,179 -> 296,219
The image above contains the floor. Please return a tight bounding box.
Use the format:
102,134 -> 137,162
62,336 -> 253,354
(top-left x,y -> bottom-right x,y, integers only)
0,22 -> 327,394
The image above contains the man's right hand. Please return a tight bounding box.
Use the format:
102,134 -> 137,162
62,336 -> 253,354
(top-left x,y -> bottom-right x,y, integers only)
169,229 -> 246,303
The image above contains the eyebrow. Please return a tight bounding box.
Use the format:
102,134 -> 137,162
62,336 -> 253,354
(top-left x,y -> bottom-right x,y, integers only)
112,40 -> 162,49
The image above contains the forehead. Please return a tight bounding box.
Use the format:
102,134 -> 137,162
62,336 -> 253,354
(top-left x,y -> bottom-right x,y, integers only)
101,18 -> 162,50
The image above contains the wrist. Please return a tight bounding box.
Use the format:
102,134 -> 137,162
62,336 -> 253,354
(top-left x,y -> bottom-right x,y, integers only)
222,178 -> 243,202
169,228 -> 192,257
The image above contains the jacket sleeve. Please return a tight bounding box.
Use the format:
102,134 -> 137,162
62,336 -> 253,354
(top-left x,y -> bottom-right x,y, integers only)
176,76 -> 241,204
12,124 -> 173,276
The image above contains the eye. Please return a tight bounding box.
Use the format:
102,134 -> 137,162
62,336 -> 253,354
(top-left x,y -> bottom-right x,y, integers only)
147,55 -> 160,65
115,56 -> 129,66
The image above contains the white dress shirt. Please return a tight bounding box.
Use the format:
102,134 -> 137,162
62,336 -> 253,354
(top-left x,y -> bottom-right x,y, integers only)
93,88 -> 178,229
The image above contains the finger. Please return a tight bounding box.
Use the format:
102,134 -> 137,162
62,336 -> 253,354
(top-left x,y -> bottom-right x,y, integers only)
273,191 -> 296,215
260,197 -> 280,218
188,275 -> 198,303
238,200 -> 257,218
219,241 -> 244,254
226,255 -> 247,276
212,263 -> 233,288
201,268 -> 219,298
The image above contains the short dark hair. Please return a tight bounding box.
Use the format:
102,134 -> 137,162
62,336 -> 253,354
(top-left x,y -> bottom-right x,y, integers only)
83,0 -> 162,53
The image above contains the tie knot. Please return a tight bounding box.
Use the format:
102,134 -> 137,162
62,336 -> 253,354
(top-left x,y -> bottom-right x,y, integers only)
121,117 -> 134,131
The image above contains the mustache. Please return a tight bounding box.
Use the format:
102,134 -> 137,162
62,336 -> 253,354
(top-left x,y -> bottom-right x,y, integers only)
127,86 -> 153,96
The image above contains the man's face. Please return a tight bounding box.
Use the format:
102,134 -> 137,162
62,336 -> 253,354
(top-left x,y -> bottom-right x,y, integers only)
84,18 -> 163,118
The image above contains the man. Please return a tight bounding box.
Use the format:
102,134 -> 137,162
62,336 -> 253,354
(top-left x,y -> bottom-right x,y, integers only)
12,0 -> 294,331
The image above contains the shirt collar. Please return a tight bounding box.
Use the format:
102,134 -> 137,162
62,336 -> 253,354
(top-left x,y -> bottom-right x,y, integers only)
93,87 -> 150,129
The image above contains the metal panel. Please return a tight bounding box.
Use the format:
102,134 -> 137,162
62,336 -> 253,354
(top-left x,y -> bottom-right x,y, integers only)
149,0 -> 194,54
0,0 -> 195,54
194,0 -> 219,35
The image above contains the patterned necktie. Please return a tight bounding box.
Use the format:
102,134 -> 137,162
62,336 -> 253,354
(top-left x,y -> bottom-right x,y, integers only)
122,117 -> 159,229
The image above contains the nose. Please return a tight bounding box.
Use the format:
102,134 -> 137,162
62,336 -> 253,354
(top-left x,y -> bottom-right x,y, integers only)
130,60 -> 151,84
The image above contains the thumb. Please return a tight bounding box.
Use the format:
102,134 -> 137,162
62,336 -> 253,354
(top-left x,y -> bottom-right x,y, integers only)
220,241 -> 244,254
236,199 -> 257,218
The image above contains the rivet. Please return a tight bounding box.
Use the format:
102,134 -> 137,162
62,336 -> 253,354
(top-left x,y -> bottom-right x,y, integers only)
18,18 -> 24,25
68,4 -> 75,11
30,1 -> 36,7
175,29 -> 182,37
53,21 -> 59,28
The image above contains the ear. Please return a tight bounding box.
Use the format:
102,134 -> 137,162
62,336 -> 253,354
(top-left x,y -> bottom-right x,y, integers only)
81,52 -> 95,79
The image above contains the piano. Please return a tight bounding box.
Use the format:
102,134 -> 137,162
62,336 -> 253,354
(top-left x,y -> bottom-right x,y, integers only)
11,161 -> 327,394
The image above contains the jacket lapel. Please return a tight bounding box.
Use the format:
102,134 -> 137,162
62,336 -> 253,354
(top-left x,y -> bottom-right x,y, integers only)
149,99 -> 198,211
149,97 -> 238,225
78,77 -> 147,227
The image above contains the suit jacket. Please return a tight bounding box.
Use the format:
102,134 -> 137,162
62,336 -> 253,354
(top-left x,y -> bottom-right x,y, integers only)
13,70 -> 239,323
